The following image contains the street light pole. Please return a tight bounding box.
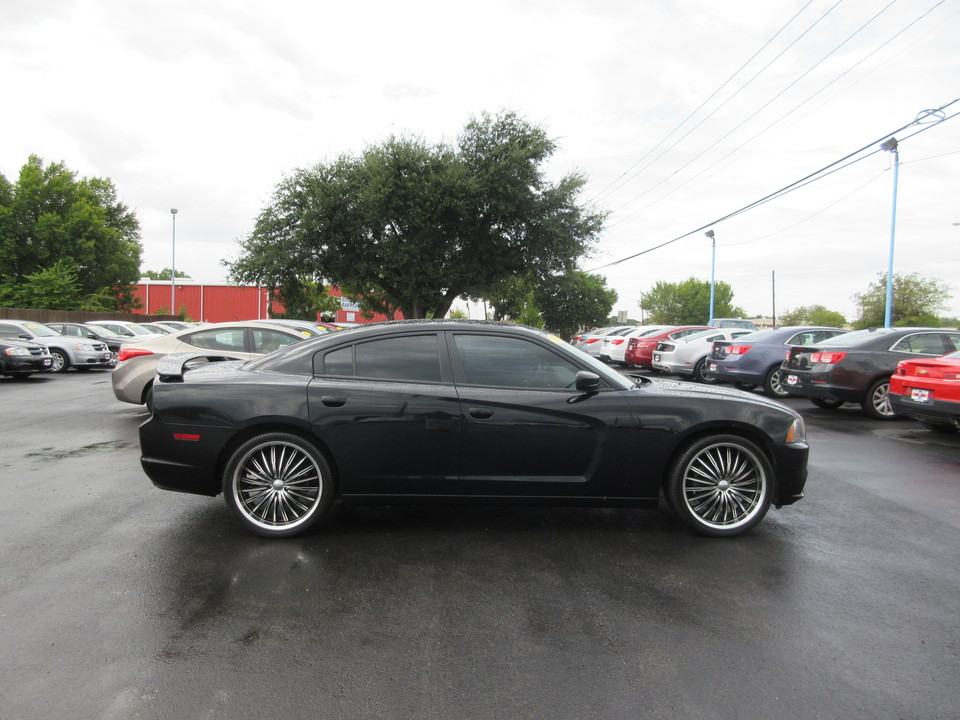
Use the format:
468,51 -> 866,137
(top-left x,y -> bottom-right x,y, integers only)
705,230 -> 716,325
880,138 -> 898,328
170,208 -> 178,314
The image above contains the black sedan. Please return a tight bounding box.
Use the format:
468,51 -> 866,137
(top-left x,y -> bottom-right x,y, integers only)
140,321 -> 809,538
782,327 -> 960,419
0,337 -> 53,377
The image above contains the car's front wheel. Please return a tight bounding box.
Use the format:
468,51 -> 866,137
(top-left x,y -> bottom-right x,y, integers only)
862,377 -> 900,420
811,397 -> 844,410
665,434 -> 773,537
49,349 -> 69,373
223,432 -> 334,537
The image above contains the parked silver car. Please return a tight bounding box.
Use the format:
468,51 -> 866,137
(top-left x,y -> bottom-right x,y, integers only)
651,328 -> 754,382
111,321 -> 310,408
0,320 -> 114,373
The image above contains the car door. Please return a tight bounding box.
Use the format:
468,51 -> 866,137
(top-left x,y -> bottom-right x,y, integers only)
447,330 -> 634,498
307,331 -> 462,496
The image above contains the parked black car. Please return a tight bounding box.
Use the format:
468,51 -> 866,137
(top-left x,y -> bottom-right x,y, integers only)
140,321 -> 809,539
0,337 -> 53,377
782,327 -> 960,419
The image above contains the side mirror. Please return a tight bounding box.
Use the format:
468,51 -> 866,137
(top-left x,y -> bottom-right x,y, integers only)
575,371 -> 601,393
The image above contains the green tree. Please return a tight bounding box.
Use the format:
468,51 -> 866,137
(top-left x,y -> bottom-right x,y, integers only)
535,271 -> 618,339
852,272 -> 950,328
0,155 -> 142,310
272,277 -> 341,320
141,267 -> 191,281
778,304 -> 847,327
228,112 -> 606,319
641,277 -> 744,325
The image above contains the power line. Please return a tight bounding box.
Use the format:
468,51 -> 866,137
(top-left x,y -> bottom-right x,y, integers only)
586,99 -> 959,273
589,0 -> 823,206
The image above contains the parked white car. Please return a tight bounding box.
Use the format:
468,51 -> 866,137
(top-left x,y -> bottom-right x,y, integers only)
571,326 -> 634,358
651,328 -> 754,382
599,325 -> 672,366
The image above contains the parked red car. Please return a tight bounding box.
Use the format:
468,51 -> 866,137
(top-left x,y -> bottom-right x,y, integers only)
624,326 -> 713,369
889,350 -> 960,433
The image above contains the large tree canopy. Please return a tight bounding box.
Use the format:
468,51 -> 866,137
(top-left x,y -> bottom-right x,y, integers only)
642,277 -> 745,325
0,155 -> 143,310
852,272 -> 950,328
228,112 -> 606,319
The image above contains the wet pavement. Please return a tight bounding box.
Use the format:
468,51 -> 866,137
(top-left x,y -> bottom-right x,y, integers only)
1,371 -> 958,719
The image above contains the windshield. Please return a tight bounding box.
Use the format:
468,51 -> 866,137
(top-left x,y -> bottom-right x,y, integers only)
22,323 -> 60,337
126,324 -> 157,335
87,325 -> 123,338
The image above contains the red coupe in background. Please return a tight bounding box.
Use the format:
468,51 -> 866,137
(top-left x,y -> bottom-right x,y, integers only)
889,350 -> 960,433
624,326 -> 713,369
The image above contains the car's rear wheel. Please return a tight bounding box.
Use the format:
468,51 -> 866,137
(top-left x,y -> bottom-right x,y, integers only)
811,397 -> 844,410
223,432 -> 333,537
665,434 -> 772,537
762,366 -> 791,398
862,378 -> 900,420
49,349 -> 69,373
694,358 -> 717,384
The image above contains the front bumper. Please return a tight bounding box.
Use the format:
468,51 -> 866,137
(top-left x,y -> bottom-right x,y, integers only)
770,442 -> 808,506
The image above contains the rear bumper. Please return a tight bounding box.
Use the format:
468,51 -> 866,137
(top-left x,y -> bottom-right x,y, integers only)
889,395 -> 960,427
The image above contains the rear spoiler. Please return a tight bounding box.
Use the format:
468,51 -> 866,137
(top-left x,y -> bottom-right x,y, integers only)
156,352 -> 243,383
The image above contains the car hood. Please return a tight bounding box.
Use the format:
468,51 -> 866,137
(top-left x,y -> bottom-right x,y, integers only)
0,338 -> 49,351
637,375 -> 798,414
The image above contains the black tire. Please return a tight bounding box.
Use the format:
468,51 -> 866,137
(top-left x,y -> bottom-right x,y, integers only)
665,434 -> 773,537
862,377 -> 900,420
734,382 -> 757,391
920,421 -> 957,434
49,349 -> 69,373
694,357 -> 717,384
762,366 -> 791,398
811,397 -> 844,410
223,432 -> 334,538
143,384 -> 154,414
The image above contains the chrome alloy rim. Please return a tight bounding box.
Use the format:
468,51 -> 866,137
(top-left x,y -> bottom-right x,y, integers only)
232,441 -> 322,530
682,442 -> 766,529
871,382 -> 893,417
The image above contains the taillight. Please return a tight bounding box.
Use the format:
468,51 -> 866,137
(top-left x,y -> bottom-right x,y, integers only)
944,372 -> 960,381
727,345 -> 750,355
611,338 -> 625,346
810,352 -> 846,364
628,339 -> 638,349
118,348 -> 154,362
585,338 -> 600,344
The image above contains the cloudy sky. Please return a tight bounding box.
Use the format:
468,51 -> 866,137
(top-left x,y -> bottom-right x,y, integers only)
3,0 -> 959,321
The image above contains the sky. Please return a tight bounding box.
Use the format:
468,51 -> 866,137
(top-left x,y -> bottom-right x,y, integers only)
3,0 -> 959,322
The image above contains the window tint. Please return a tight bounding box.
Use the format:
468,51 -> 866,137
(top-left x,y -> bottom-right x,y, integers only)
945,333 -> 960,351
891,333 -> 948,354
454,334 -> 580,389
251,328 -> 299,354
351,334 -> 441,382
324,346 -> 354,375
188,328 -> 246,352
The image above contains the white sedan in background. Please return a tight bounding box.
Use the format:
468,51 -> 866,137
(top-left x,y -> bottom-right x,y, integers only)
600,325 -> 671,366
651,328 -> 754,382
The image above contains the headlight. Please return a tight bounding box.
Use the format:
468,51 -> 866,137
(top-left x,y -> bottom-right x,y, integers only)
73,343 -> 95,351
785,417 -> 806,445
4,347 -> 30,356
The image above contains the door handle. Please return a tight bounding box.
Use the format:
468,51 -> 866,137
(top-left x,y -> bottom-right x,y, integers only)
320,396 -> 347,407
468,407 -> 494,419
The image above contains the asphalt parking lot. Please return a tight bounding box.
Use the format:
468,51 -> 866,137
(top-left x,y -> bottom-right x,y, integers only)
1,370 -> 959,719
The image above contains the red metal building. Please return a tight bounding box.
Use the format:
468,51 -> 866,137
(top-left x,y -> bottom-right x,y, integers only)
132,281 -> 401,324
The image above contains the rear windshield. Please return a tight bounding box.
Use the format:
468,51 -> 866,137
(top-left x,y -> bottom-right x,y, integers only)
816,329 -> 893,347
